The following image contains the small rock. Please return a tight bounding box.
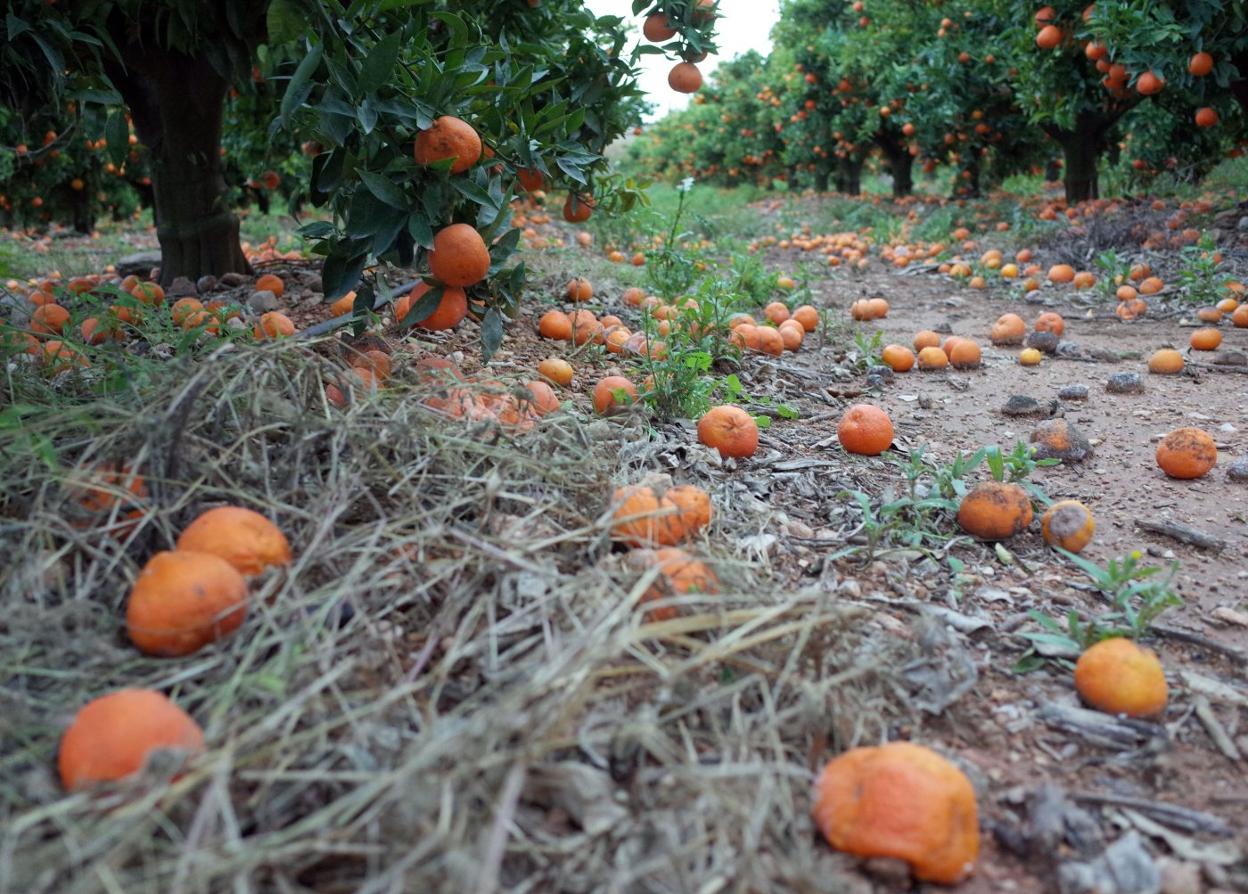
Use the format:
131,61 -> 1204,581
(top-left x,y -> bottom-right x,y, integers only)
115,250 -> 162,276
831,367 -> 854,382
1026,330 -> 1060,354
1157,858 -> 1202,894
1030,418 -> 1094,463
1059,384 -> 1089,401
1002,395 -> 1044,417
167,276 -> 197,298
1227,458 -> 1248,482
933,320 -> 954,334
225,317 -> 247,331
1057,832 -> 1160,894
1055,341 -> 1084,358
220,272 -> 249,288
868,364 -> 894,381
1106,372 -> 1145,394
303,275 -> 324,292
196,275 -> 219,294
1239,215 -> 1248,232
248,289 -> 279,312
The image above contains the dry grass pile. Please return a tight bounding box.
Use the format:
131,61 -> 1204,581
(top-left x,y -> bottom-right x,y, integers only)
1,341 -> 936,892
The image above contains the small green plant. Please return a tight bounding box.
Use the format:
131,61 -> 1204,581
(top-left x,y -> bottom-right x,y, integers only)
645,178 -> 702,298
984,442 -> 1057,504
1092,248 -> 1132,299
1015,550 -> 1182,671
850,329 -> 884,371
1175,233 -> 1228,306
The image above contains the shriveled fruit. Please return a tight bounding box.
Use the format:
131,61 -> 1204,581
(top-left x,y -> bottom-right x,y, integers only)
812,742 -> 979,885
881,344 -> 915,372
176,505 -> 292,575
838,404 -> 894,456
1074,638 -> 1167,718
1147,349 -> 1183,375
629,547 -> 719,622
593,375 -> 638,415
429,223 -> 490,287
697,405 -> 759,459
537,357 -> 573,386
1041,500 -> 1095,552
1155,427 -> 1217,479
990,313 -> 1025,345
126,551 -> 248,656
1189,328 -> 1221,351
917,345 -> 949,370
58,689 -> 204,791
957,482 -> 1033,540
413,116 -> 482,174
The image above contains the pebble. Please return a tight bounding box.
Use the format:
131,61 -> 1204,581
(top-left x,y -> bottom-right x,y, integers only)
248,289 -> 279,312
225,317 -> 247,331
167,276 -> 197,297
1025,330 -> 1060,354
1213,351 -> 1247,366
868,364 -> 894,381
196,275 -> 219,293
1030,419 -> 1095,463
1227,458 -> 1248,482
1106,372 -> 1145,394
220,272 -> 249,288
1002,395 -> 1044,417
1058,384 -> 1089,401
1158,858 -> 1203,894
1055,341 -> 1084,358
831,367 -> 854,381
304,275 -> 324,292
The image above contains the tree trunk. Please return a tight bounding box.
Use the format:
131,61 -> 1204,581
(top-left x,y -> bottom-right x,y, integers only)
836,158 -> 862,195
813,168 -> 830,192
877,137 -> 913,197
1059,128 -> 1101,204
953,156 -> 981,199
1231,51 -> 1248,119
105,47 -> 250,285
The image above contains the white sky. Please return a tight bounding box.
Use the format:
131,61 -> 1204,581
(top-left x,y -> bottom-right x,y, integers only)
583,0 -> 781,120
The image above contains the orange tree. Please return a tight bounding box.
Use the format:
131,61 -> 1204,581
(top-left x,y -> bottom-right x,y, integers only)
1,1 -> 716,341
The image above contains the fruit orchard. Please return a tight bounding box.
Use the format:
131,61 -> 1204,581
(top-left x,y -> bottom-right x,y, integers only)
3,2 -> 1248,892
628,0 -> 1248,201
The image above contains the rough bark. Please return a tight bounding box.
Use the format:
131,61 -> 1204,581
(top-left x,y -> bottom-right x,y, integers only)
953,156 -> 981,199
104,41 -> 249,285
835,158 -> 862,195
878,138 -> 913,198
813,168 -> 830,192
1232,50 -> 1248,119
1059,127 -> 1101,204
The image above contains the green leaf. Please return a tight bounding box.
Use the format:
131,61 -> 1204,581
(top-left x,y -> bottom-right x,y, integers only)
322,249 -> 367,300
481,307 -> 505,360
358,169 -> 409,209
266,0 -> 303,44
357,31 -> 402,95
398,284 -> 444,328
104,110 -> 128,166
281,43 -> 323,125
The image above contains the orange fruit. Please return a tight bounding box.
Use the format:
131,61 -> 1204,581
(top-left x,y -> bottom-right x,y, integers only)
777,320 -> 805,351
395,283 -> 468,330
812,742 -> 979,885
630,547 -> 719,622
593,375 -> 638,415
1147,349 -> 1183,375
697,405 -> 759,459
667,484 -> 713,535
537,357 -> 573,386
69,462 -> 148,514
1136,70 -> 1165,95
125,550 -> 249,656
866,297 -> 890,318
622,286 -> 646,307
913,330 -> 941,351
956,482 -> 1033,540
611,484 -> 681,547
538,310 -> 573,340
792,304 -> 819,331
837,404 -> 894,456
1033,312 -> 1065,336
254,273 -> 284,297
1189,51 -> 1214,77
1035,24 -> 1063,49
763,301 -> 790,324
947,339 -> 982,369
756,326 -> 784,356
668,61 -> 703,93
642,12 -> 676,41
429,223 -> 490,287
330,291 -> 359,317
355,349 -> 392,381
1138,276 -> 1164,295
1155,427 -> 1217,479
31,303 -> 69,334
990,313 -> 1025,345
413,116 -> 482,174
1189,328 -> 1221,351
1196,306 -> 1223,323
917,345 -> 949,370
1040,500 -> 1095,552
1018,348 -> 1042,366
1233,305 -> 1248,328
58,689 -> 204,791
170,297 -> 203,325
566,277 -> 593,301
1047,264 -> 1075,284
176,505 -> 292,575
881,344 -> 915,372
1074,638 -> 1168,718
254,311 -> 295,339
130,281 -> 165,305
80,316 -> 122,345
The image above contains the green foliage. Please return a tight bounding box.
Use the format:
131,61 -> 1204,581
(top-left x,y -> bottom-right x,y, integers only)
1175,233 -> 1231,305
